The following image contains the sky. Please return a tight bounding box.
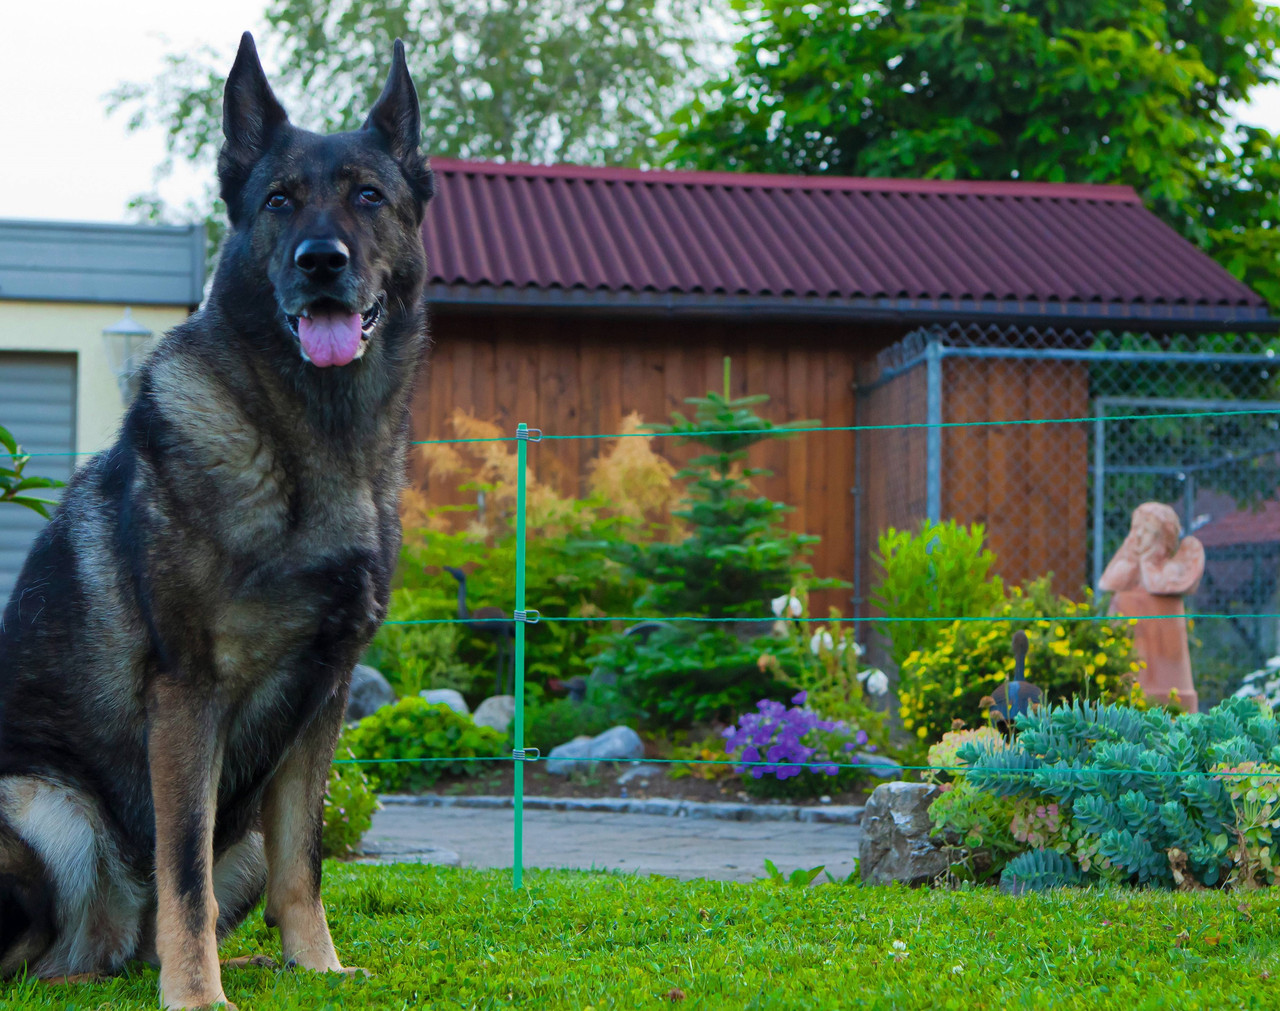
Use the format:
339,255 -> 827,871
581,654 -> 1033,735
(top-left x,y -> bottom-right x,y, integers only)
2,0 -> 1280,225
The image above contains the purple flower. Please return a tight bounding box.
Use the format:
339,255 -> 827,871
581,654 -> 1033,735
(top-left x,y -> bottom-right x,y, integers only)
792,690 -> 808,706
856,730 -> 869,746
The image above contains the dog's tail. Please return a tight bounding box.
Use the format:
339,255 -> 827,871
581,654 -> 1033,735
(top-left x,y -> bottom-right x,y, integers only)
0,815 -> 54,978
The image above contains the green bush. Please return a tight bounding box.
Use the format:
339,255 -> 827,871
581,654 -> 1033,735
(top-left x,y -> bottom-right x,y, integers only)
898,578 -> 1144,754
322,749 -> 380,858
340,697 -> 505,793
371,511 -> 645,706
872,519 -> 1005,670
955,695 -> 1280,890
365,621 -> 479,699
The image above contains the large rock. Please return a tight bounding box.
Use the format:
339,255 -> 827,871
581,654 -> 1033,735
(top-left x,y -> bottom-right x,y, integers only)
853,752 -> 904,780
546,725 -> 645,775
419,688 -> 470,717
346,664 -> 396,722
858,782 -> 949,886
473,695 -> 516,733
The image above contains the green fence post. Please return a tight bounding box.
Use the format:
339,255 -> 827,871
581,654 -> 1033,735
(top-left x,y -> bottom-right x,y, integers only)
513,422 -> 530,889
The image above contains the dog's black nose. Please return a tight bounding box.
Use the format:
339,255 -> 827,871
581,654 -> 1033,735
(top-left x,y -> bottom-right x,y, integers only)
294,238 -> 350,279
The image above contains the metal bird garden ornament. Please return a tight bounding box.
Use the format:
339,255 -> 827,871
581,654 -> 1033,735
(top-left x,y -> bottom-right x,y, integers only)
988,630 -> 1043,734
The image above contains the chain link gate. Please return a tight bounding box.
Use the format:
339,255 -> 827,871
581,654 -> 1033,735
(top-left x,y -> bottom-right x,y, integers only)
855,323 -> 1280,706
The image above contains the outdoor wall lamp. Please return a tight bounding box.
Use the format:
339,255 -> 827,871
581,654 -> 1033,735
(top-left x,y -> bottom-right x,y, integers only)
102,307 -> 154,402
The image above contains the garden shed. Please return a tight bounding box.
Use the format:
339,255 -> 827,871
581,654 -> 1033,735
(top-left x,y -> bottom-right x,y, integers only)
412,159 -> 1274,619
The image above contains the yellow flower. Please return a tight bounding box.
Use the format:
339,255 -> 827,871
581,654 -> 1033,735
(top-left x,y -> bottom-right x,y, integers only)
1085,664 -> 1095,676
1094,652 -> 1107,666
916,726 -> 928,739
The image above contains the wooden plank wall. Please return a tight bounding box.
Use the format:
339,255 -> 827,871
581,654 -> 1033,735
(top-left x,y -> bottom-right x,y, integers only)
942,357 -> 1090,595
410,310 -> 893,615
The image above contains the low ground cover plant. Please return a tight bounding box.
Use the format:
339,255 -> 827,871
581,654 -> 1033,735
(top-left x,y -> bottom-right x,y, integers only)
340,697 -> 505,792
13,863 -> 1280,1009
950,694 -> 1280,890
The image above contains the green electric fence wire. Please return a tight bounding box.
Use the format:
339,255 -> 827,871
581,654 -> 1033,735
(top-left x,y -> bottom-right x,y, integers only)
513,422 -> 530,890
19,405 -> 1280,458
536,406 -> 1280,443
383,612 -> 1280,626
327,754 -> 1280,780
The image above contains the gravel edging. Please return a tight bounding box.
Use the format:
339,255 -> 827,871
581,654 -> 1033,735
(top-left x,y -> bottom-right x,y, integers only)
379,793 -> 863,825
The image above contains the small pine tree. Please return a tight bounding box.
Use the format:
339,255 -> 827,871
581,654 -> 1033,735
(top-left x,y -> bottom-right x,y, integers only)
595,360 -> 838,727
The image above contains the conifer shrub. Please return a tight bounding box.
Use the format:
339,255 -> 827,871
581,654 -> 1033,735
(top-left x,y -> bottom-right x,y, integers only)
593,363 -> 841,728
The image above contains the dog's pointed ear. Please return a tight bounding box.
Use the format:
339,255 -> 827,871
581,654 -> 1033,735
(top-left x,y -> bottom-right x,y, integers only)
221,32 -> 288,170
363,40 -> 420,162
363,40 -> 433,208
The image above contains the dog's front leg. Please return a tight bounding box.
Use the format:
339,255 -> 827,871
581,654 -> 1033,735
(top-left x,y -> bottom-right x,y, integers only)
148,683 -> 229,1009
262,687 -> 344,972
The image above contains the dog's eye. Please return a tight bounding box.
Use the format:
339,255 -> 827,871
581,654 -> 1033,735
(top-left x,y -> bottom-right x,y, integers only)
265,192 -> 292,211
358,187 -> 385,206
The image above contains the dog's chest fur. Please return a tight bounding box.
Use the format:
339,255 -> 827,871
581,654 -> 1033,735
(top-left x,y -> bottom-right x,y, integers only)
145,349 -> 393,696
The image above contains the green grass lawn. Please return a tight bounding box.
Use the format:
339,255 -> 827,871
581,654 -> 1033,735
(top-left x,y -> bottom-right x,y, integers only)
4,863 -> 1280,1009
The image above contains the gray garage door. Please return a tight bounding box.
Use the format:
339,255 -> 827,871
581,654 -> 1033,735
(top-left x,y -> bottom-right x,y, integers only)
0,353 -> 76,605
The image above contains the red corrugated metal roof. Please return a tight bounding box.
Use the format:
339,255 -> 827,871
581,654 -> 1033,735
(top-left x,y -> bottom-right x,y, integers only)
420,159 -> 1268,322
1195,499 -> 1280,548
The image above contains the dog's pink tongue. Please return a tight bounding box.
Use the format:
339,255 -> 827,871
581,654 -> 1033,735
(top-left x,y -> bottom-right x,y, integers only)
298,309 -> 362,367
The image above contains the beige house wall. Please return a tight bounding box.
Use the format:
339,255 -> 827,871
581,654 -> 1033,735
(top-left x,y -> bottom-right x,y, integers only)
0,300 -> 190,457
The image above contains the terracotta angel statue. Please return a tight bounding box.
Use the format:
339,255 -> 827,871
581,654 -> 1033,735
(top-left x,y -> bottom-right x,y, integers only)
1099,502 -> 1204,711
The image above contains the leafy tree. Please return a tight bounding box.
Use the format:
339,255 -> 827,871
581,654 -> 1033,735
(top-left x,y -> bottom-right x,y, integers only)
109,0 -> 722,252
669,0 -> 1280,303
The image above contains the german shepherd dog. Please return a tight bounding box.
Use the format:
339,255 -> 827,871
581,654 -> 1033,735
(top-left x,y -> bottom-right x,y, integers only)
0,33 -> 433,1008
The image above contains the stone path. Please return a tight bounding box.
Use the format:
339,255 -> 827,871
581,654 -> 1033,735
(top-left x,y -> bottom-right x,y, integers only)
359,800 -> 864,883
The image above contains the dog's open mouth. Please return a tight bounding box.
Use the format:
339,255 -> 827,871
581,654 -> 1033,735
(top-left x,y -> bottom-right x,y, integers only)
284,294 -> 384,367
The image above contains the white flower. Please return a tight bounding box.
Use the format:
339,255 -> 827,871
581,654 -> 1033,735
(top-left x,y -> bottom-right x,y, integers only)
852,640 -> 867,657
771,594 -> 803,619
892,940 -> 907,951
856,667 -> 869,683
809,630 -> 835,655
865,669 -> 890,696
950,964 -> 964,975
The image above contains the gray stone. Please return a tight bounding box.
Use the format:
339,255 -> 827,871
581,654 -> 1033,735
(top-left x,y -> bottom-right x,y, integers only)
858,782 -> 948,886
545,735 -> 596,775
546,725 -> 644,775
345,664 -> 396,722
473,694 -> 516,733
418,688 -> 470,717
589,726 -> 645,762
354,839 -> 461,867
853,751 -> 904,780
